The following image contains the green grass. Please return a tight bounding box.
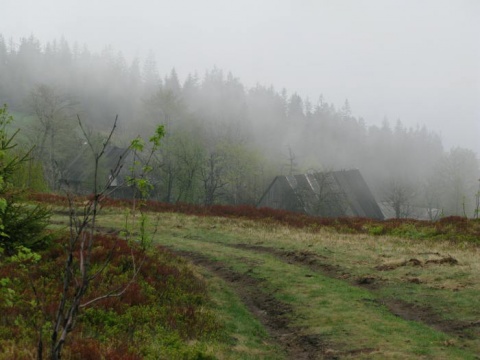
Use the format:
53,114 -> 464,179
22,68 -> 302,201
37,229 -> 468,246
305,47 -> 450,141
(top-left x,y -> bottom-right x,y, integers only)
197,269 -> 286,359
154,232 -> 474,358
26,200 -> 480,358
142,212 -> 478,358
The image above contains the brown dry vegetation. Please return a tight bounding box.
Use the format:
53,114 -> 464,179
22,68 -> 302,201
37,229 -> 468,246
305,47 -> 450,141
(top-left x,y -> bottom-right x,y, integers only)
28,192 -> 480,243
13,194 -> 480,358
0,232 -> 222,359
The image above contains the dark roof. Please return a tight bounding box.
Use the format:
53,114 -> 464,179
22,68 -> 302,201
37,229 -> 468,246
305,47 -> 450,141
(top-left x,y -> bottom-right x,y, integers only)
60,145 -> 132,191
257,169 -> 384,219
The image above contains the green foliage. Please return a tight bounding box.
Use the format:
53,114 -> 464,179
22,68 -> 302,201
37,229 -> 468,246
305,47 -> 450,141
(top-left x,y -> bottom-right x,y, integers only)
368,224 -> 385,236
0,277 -> 15,307
137,212 -> 153,250
0,105 -> 51,255
130,137 -> 145,152
389,223 -> 437,239
0,196 -> 52,254
0,234 -> 222,358
128,124 -> 165,199
9,157 -> 48,192
149,124 -> 166,147
0,246 -> 42,307
8,245 -> 41,265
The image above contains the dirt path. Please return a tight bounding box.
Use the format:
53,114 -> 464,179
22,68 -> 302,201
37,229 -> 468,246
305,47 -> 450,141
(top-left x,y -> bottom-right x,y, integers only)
232,243 -> 479,339
175,250 -> 330,360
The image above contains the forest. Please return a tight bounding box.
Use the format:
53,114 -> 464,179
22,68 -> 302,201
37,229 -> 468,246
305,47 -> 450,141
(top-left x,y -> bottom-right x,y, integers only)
1,34 -> 479,218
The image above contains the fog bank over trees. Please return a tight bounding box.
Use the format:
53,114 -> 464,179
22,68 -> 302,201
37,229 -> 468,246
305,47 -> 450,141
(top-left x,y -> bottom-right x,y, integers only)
1,35 -> 479,217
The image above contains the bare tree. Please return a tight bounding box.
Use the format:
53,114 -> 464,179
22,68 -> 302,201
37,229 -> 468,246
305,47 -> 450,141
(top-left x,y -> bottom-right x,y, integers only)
201,150 -> 228,206
285,146 -> 298,176
156,133 -> 180,203
298,170 -> 348,217
46,117 -> 164,359
173,133 -> 204,203
423,175 -> 442,220
25,84 -> 78,190
474,179 -> 480,219
434,148 -> 480,216
383,178 -> 415,219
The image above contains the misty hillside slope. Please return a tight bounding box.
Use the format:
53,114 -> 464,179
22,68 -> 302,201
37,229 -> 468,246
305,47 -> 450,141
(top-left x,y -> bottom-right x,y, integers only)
154,211 -> 480,359
37,198 -> 480,358
0,34 -> 478,217
5,195 -> 477,359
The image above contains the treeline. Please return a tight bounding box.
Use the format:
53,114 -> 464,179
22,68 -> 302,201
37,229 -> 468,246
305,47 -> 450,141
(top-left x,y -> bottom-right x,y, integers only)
0,34 -> 478,217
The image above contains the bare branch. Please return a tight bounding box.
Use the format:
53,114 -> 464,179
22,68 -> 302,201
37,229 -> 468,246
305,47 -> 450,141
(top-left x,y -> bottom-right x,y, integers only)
79,256 -> 145,309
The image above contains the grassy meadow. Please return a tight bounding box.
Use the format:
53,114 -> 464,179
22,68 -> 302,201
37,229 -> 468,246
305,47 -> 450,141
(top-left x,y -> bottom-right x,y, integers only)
129,212 -> 480,359
2,195 -> 480,359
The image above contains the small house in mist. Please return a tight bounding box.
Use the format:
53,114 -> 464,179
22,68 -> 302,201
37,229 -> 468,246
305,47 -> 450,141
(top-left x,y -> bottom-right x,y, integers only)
257,169 -> 384,219
59,145 -> 134,198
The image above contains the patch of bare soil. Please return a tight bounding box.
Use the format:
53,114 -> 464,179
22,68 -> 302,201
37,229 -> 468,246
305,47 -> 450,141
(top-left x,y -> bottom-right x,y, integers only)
234,244 -> 348,280
94,225 -> 121,235
383,299 -> 480,339
234,244 -> 384,289
375,255 -> 458,271
425,255 -> 459,265
375,258 -> 423,271
175,250 -> 332,359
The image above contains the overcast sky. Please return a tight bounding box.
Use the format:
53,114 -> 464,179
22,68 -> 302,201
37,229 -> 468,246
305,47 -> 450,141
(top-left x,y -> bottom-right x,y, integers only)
3,0 -> 479,155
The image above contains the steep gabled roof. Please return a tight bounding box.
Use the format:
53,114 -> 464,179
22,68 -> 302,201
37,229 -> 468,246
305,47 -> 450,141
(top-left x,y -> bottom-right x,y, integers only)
60,144 -> 132,191
332,169 -> 383,218
257,169 -> 383,219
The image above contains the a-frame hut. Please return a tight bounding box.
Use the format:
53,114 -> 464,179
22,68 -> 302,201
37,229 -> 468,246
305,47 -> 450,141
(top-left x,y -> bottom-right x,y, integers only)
257,169 -> 384,219
59,145 -> 134,197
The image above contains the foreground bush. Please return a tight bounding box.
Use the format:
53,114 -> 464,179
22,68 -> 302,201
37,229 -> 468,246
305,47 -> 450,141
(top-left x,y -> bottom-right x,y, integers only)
0,233 -> 222,359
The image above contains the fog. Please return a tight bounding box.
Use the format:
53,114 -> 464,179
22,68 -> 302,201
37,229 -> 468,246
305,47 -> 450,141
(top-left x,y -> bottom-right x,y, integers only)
3,0 -> 479,154
1,0 -> 479,218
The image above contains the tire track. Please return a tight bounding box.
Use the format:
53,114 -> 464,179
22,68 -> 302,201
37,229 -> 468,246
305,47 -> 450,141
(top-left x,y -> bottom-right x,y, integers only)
175,250 -> 329,360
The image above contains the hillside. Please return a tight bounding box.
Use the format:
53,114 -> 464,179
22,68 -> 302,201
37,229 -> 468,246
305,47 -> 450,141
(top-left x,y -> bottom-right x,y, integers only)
152,213 -> 480,359
3,196 -> 479,359
1,35 -> 479,217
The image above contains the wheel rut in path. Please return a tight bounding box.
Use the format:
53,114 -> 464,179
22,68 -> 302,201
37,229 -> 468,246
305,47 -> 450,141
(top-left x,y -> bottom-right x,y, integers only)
233,243 -> 479,339
175,250 -> 330,360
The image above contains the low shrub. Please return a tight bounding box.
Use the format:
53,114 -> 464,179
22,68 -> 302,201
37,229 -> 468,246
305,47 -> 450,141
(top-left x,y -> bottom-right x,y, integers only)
0,233 -> 222,358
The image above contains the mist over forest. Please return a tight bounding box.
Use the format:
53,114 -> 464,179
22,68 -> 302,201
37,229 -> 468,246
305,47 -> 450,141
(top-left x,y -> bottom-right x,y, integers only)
1,34 -> 479,218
